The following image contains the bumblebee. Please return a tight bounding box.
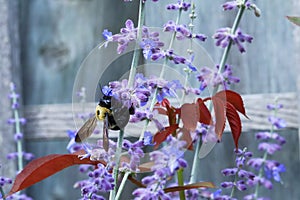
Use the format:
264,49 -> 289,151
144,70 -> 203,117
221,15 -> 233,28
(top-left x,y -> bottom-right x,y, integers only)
75,89 -> 134,151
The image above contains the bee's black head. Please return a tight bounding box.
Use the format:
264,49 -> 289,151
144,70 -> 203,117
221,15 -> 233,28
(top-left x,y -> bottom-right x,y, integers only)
98,95 -> 111,109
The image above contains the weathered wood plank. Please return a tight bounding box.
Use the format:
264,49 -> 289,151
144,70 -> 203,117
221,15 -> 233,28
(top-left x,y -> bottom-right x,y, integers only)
23,92 -> 298,140
0,0 -> 20,191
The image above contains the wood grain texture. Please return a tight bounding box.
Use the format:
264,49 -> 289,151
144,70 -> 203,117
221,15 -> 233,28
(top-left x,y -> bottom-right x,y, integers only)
23,92 -> 298,140
16,0 -> 300,199
0,0 -> 20,193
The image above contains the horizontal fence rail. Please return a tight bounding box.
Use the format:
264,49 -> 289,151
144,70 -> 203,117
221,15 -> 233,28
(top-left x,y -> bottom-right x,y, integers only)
23,92 -> 298,140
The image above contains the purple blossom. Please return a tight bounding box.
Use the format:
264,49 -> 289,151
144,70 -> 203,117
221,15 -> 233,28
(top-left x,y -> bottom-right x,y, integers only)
7,152 -> 34,161
197,64 -> 239,91
103,21 -> 164,55
5,193 -> 33,200
140,28 -> 164,59
14,132 -> 23,141
0,176 -> 12,187
247,158 -> 265,170
222,0 -> 261,17
266,103 -> 283,111
133,186 -> 171,200
109,75 -> 151,108
258,142 -> 282,155
66,130 -> 84,153
200,124 -> 218,143
168,183 -> 200,200
143,131 -> 155,146
247,176 -> 273,190
74,163 -> 114,199
213,27 -> 253,53
244,194 -> 271,200
102,19 -> 137,54
199,188 -> 235,200
255,131 -> 286,145
166,1 -> 191,11
268,116 -> 286,129
7,118 -> 26,125
163,21 -> 206,41
146,76 -> 183,103
220,148 -> 256,194
150,136 -> 187,175
235,148 -> 253,167
121,140 -> 145,172
124,0 -> 160,2
264,162 -> 285,182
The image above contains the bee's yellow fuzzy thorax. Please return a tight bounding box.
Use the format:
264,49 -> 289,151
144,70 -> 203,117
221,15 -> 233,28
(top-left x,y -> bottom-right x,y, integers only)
95,105 -> 111,120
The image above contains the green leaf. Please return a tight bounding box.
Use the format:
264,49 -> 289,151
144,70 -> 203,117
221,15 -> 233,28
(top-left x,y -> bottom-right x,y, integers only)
287,16 -> 300,27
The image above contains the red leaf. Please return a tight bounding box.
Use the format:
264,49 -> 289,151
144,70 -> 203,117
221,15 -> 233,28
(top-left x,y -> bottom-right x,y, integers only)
180,127 -> 193,150
153,106 -> 167,115
197,98 -> 212,125
166,104 -> 177,126
215,90 -> 248,118
164,182 -> 215,193
153,124 -> 179,148
161,98 -> 171,107
212,97 -> 226,140
181,103 -> 199,131
8,153 -> 101,196
226,102 -> 242,149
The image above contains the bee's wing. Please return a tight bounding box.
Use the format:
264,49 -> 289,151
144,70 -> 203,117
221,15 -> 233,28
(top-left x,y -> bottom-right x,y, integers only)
75,115 -> 97,143
111,97 -> 130,130
103,114 -> 109,151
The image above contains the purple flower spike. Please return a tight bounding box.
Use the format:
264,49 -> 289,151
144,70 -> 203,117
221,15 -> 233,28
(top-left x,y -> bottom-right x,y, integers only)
213,27 -> 253,53
121,140 -> 145,172
222,1 -> 238,10
166,1 -> 191,11
14,132 -> 23,141
268,116 -> 286,129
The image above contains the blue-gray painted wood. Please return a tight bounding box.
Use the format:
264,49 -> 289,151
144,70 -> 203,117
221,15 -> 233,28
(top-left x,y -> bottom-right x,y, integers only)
15,0 -> 300,199
0,0 -> 20,194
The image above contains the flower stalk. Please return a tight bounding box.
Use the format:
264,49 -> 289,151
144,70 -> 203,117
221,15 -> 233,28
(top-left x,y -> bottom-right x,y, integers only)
127,0 -> 145,88
10,84 -> 24,172
109,129 -> 125,200
190,2 -> 247,184
253,103 -> 277,199
115,171 -> 130,200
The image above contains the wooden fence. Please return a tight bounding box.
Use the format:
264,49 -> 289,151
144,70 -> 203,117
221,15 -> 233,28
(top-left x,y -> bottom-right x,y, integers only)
1,0 -> 300,199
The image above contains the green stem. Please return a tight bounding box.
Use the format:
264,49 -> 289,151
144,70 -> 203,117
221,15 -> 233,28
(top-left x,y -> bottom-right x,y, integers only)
10,85 -> 23,172
177,168 -> 186,200
159,9 -> 182,79
189,136 -> 202,183
115,171 -> 130,200
109,129 -> 125,200
189,3 -> 246,184
230,172 -> 239,198
254,103 -> 278,199
139,5 -> 183,141
139,89 -> 158,141
127,0 -> 145,87
0,186 -> 6,200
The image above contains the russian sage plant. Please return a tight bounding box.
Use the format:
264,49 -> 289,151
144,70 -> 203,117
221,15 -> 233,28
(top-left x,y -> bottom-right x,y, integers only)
0,83 -> 33,200
4,1 -> 287,200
